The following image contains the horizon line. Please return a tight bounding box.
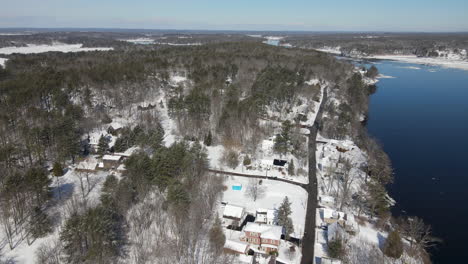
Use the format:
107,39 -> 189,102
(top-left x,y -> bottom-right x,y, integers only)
1,27 -> 468,34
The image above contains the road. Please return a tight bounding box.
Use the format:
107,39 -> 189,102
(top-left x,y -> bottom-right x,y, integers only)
301,89 -> 327,264
207,169 -> 307,189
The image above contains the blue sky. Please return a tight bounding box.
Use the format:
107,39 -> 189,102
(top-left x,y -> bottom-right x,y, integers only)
1,0 -> 467,31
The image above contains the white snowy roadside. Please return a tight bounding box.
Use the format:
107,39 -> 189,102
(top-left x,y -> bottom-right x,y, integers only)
221,175 -> 308,239
0,44 -> 113,55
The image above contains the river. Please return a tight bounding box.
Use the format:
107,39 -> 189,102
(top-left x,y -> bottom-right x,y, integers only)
365,60 -> 468,263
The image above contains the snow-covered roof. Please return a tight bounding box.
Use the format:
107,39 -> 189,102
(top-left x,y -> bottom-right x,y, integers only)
76,158 -> 98,171
321,208 -> 346,220
267,209 -> 275,220
244,223 -> 282,240
117,164 -> 126,171
261,159 -> 273,166
223,204 -> 244,219
316,229 -> 327,244
102,155 -> 122,161
224,239 -> 249,253
109,123 -> 123,130
113,152 -> 132,157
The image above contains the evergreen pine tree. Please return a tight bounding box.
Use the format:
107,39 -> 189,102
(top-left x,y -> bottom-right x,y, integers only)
328,238 -> 345,259
97,135 -> 109,155
274,120 -> 292,154
288,159 -> 295,176
204,131 -> 212,146
52,161 -> 64,177
277,196 -> 294,238
384,230 -> 404,259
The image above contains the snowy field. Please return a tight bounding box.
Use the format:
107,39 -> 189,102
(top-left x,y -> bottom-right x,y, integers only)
0,58 -> 7,67
317,46 -> 468,71
220,175 -> 308,239
154,42 -> 202,46
369,54 -> 468,71
0,43 -> 113,55
119,38 -> 155,44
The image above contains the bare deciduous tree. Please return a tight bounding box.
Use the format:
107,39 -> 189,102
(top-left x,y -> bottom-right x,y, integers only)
338,158 -> 355,211
246,179 -> 265,201
399,216 -> 441,251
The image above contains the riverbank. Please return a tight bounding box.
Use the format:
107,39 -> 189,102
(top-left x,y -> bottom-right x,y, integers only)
313,47 -> 468,71
368,54 -> 468,71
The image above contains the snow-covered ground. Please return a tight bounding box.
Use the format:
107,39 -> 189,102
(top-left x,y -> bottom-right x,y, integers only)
0,57 -> 7,67
369,54 -> 468,71
1,163 -> 111,263
316,46 -> 342,55
221,175 -> 308,239
154,42 -> 202,46
315,46 -> 468,71
119,38 -> 155,44
0,43 -> 113,55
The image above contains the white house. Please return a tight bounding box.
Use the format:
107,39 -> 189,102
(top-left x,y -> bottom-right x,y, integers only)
222,204 -> 246,228
76,158 -> 98,172
224,239 -> 250,255
321,208 -> 347,225
319,195 -> 335,208
255,208 -> 276,225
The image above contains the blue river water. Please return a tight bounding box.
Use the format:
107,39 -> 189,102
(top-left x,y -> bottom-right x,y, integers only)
365,60 -> 468,263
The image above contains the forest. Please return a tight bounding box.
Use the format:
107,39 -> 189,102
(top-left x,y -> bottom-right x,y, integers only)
0,42 -> 358,263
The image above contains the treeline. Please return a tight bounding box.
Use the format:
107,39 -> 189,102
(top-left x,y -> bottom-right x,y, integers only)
285,33 -> 468,57
319,68 -> 394,220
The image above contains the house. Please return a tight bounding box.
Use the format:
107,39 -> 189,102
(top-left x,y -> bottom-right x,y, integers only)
102,154 -> 123,169
261,159 -> 273,170
223,239 -> 251,255
76,158 -> 98,173
318,195 -> 335,208
255,209 -> 276,225
108,123 -> 123,134
241,222 -> 283,253
321,208 -> 347,226
314,235 -> 343,264
223,204 -> 246,228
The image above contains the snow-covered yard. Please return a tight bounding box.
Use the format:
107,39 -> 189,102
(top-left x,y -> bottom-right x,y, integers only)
220,175 -> 307,239
0,43 -> 113,55
0,58 -> 7,67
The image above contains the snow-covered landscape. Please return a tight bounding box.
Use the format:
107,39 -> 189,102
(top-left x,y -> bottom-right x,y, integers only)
0,43 -> 113,55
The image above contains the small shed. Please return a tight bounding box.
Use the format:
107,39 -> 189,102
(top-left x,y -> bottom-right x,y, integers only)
102,155 -> 123,169
273,159 -> 287,167
76,158 -> 98,173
